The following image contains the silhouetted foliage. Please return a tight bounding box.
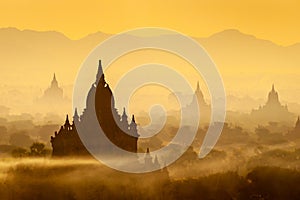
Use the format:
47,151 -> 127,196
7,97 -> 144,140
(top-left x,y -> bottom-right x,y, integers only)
2,161 -> 299,200
11,147 -> 28,158
29,142 -> 50,157
10,142 -> 50,157
239,167 -> 300,200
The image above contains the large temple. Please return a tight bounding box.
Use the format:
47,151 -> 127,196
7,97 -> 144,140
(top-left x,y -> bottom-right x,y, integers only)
251,84 -> 295,124
51,60 -> 139,156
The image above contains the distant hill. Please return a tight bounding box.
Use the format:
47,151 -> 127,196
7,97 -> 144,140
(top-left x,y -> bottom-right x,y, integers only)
0,28 -> 299,85
0,27 -> 111,86
196,29 -> 300,99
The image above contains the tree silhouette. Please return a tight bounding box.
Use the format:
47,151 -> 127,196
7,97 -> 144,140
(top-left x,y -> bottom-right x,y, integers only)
29,142 -> 48,156
11,147 -> 28,157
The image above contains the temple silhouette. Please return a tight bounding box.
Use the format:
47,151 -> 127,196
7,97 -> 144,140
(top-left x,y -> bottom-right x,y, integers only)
187,82 -> 210,115
37,74 -> 65,104
50,114 -> 88,156
43,73 -> 63,101
182,81 -> 211,125
51,60 -> 139,156
287,116 -> 300,137
251,84 -> 295,124
295,117 -> 300,133
36,73 -> 70,114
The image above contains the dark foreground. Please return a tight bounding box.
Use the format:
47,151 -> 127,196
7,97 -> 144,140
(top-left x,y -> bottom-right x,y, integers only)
0,159 -> 299,200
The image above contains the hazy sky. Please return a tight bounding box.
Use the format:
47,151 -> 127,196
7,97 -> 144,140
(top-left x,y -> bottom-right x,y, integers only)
1,0 -> 300,46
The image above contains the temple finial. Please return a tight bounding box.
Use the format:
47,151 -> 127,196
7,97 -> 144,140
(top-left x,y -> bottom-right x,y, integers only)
296,116 -> 300,128
196,81 -> 200,92
74,108 -> 78,116
96,60 -> 104,84
131,115 -> 135,123
97,60 -> 103,76
51,73 -> 58,87
122,107 -> 127,117
73,108 -> 80,123
64,114 -> 70,127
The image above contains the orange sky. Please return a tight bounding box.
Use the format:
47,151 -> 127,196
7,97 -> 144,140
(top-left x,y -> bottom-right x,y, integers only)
1,0 -> 300,46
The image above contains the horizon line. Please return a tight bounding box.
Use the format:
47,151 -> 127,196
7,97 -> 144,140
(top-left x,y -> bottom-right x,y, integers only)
0,26 -> 298,47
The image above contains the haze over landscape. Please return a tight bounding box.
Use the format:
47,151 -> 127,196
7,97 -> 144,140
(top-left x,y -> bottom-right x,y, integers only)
1,27 -> 300,116
1,1 -> 300,199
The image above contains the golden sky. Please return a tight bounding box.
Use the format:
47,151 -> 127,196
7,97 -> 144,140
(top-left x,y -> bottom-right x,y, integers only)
1,0 -> 300,46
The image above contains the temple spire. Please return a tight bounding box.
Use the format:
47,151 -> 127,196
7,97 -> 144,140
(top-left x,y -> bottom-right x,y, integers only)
65,115 -> 69,124
193,81 -> 205,104
144,147 -> 153,167
196,81 -> 200,92
98,60 -> 103,75
96,60 -> 104,85
120,107 -> 129,132
64,114 -> 71,130
121,107 -> 128,122
267,84 -> 279,105
153,155 -> 160,168
73,108 -> 79,122
74,108 -> 78,117
51,73 -> 58,87
129,114 -> 139,137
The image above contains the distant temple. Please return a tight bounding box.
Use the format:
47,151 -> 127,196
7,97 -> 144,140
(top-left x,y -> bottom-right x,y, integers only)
44,74 -> 63,100
191,81 -> 210,114
295,117 -> 300,132
144,147 -> 160,170
36,73 -> 70,114
290,116 -> 300,134
184,82 -> 211,124
39,74 -> 64,103
251,84 -> 295,124
51,60 -> 138,156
